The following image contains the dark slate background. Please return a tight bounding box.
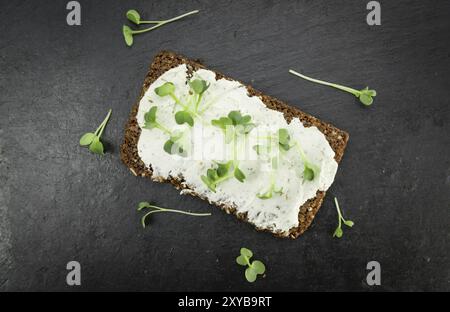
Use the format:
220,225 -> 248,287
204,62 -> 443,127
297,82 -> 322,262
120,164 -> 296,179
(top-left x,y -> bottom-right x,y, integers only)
0,0 -> 449,292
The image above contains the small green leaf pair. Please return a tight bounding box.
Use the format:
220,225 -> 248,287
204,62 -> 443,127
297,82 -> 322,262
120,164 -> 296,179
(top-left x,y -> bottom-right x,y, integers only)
79,109 -> 112,155
212,110 -> 255,143
123,9 -> 199,47
236,248 -> 266,283
201,161 -> 245,192
289,69 -> 377,106
137,201 -> 211,229
143,106 -> 187,157
333,197 -> 354,238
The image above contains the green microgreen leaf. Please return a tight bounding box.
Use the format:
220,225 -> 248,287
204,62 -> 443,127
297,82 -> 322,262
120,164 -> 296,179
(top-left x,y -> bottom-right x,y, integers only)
236,255 -> 247,266
303,166 -> 315,181
245,268 -> 257,283
143,106 -> 158,129
211,117 -> 232,130
137,201 -> 151,211
296,141 -> 320,182
344,220 -> 354,227
256,189 -> 273,199
278,128 -> 290,145
189,79 -> 210,95
88,137 -> 104,155
333,197 -> 354,238
201,175 -> 216,192
122,25 -> 134,47
155,82 -> 175,97
163,140 -> 174,154
138,201 -> 211,229
251,260 -> 266,275
359,92 -> 373,106
228,111 -> 243,125
333,227 -> 343,238
126,9 -> 141,24
175,110 -> 194,126
216,161 -> 232,177
79,132 -> 96,146
289,69 -> 376,106
163,139 -> 186,157
207,168 -> 219,181
240,248 -> 253,258
234,167 -> 246,182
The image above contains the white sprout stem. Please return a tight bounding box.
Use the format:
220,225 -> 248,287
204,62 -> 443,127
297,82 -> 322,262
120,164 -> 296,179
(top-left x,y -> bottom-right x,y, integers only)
289,69 -> 360,96
139,20 -> 162,24
95,109 -> 112,137
334,197 -> 344,226
133,10 -> 199,34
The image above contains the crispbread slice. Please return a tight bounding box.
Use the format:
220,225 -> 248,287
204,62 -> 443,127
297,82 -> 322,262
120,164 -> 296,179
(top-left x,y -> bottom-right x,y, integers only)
120,51 -> 349,238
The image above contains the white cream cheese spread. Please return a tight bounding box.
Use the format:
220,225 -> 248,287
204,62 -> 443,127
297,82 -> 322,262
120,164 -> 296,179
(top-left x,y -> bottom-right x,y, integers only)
136,64 -> 338,234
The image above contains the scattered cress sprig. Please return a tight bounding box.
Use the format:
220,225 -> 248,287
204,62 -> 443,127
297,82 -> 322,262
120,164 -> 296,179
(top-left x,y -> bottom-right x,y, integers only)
236,248 -> 266,283
333,197 -> 354,238
138,201 -> 211,228
289,69 -> 376,106
79,109 -> 112,155
123,9 -> 199,47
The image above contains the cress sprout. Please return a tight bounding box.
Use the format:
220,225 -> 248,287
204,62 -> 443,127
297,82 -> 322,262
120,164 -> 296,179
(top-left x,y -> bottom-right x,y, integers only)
289,69 -> 376,106
236,248 -> 266,283
79,109 -> 112,155
138,201 -> 211,229
123,9 -> 199,47
332,197 -> 354,238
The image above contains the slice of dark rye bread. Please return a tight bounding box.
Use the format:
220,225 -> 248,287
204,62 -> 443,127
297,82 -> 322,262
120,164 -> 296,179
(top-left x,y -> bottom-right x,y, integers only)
120,51 -> 349,239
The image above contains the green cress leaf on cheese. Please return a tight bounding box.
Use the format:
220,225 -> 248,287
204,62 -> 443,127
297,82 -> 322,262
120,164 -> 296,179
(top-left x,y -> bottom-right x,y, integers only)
289,69 -> 376,106
155,82 -> 175,97
123,10 -> 200,47
332,197 -> 354,238
235,248 -> 266,283
137,201 -> 211,229
189,79 -> 209,95
175,110 -> 194,127
79,109 -> 112,156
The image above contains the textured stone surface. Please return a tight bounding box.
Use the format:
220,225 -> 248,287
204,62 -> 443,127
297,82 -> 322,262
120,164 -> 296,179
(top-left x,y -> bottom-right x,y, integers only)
0,0 -> 448,291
